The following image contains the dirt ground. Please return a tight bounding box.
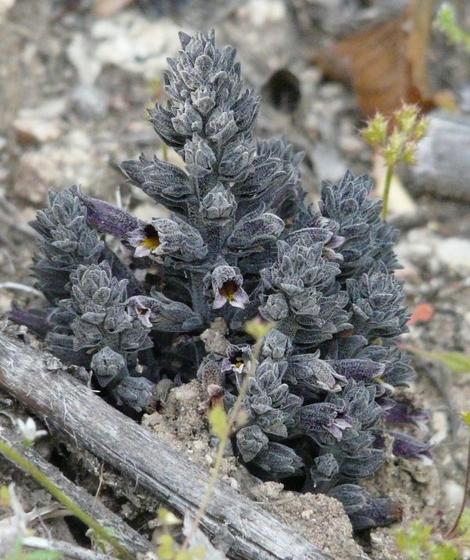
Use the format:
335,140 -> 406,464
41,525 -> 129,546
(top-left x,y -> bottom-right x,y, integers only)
1,1 -> 470,559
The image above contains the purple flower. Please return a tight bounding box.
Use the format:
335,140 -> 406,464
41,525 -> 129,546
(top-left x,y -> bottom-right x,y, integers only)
221,344 -> 252,376
327,358 -> 385,382
127,293 -> 201,332
391,432 -> 432,465
210,265 -> 249,310
74,187 -> 142,238
330,484 -> 403,532
385,402 -> 430,432
127,224 -> 162,258
126,217 -> 207,262
127,296 -> 153,328
300,402 -> 352,442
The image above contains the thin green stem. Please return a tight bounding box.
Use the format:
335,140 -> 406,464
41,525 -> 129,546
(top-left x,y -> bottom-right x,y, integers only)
0,440 -> 133,560
382,165 -> 394,220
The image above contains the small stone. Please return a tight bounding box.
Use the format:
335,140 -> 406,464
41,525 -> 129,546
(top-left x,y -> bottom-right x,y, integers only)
251,481 -> 284,500
460,84 -> 470,114
120,503 -> 133,518
0,292 -> 12,315
13,152 -> 59,204
13,99 -> 66,145
14,119 -> 62,145
67,34 -> 103,85
300,509 -> 314,520
238,0 -> 286,26
430,411 -> 448,445
338,134 -> 364,156
311,143 -> 348,181
173,382 -> 201,404
318,82 -> 346,99
193,440 -> 206,453
90,13 -> 181,78
301,67 -> 322,89
396,228 -> 434,263
0,0 -> 15,21
13,130 -> 108,204
227,477 -> 238,490
444,480 -> 464,509
142,412 -> 163,429
71,84 -> 109,119
434,237 -> 470,273
45,356 -> 62,371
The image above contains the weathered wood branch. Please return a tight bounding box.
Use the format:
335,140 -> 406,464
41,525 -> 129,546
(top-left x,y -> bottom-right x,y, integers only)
0,333 -> 330,560
0,422 -> 153,555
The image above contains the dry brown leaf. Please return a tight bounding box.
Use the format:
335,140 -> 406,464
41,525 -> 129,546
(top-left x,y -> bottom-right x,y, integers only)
317,1 -> 439,116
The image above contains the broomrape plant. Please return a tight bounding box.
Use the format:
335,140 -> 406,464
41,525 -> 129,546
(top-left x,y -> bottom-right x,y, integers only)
12,30 -> 430,531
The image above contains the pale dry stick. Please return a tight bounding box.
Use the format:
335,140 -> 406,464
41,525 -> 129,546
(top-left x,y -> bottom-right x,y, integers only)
446,438 -> 470,538
0,282 -> 44,298
115,186 -> 123,209
22,536 -> 117,560
25,504 -> 69,523
93,462 -> 106,512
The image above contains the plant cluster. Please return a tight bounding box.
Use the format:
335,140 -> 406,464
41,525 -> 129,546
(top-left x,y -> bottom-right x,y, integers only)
12,30 -> 429,531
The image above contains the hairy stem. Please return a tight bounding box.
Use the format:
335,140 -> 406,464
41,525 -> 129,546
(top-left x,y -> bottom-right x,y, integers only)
0,440 -> 134,560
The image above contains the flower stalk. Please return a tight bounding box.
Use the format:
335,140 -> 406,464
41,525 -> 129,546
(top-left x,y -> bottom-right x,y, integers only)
362,104 -> 428,219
